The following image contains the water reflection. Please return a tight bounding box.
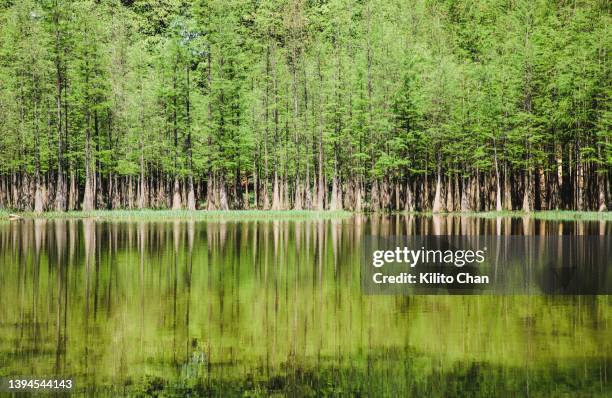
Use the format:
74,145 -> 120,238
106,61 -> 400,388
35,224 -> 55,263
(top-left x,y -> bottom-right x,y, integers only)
0,215 -> 610,396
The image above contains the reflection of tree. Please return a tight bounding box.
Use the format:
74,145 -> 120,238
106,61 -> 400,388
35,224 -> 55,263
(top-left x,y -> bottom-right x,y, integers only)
0,217 -> 609,395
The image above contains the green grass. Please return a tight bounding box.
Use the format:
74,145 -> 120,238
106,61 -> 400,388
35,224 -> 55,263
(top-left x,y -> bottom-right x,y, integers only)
0,209 -> 352,221
456,210 -> 612,221
0,209 -> 609,222
387,209 -> 611,221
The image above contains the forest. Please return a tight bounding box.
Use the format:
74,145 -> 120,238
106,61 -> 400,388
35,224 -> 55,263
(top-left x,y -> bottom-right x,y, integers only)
0,0 -> 609,213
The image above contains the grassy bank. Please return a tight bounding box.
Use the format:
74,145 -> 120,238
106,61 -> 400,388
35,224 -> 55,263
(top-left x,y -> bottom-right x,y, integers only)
0,209 -> 353,221
392,210 -> 611,221
0,209 -> 609,222
457,210 -> 612,221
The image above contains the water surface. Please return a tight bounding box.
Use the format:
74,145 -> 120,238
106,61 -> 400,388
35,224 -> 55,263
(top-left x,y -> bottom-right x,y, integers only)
0,215 -> 610,397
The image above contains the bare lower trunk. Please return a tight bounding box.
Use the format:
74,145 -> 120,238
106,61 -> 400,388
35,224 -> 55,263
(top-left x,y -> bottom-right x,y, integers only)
316,172 -> 325,211
446,176 -> 454,212
343,180 -> 353,210
187,176 -> 196,210
282,177 -> 289,209
495,162 -> 503,211
598,172 -> 607,212
68,170 -> 77,210
244,175 -> 250,210
522,171 -> 532,212
380,178 -> 390,210
262,178 -> 270,210
404,180 -> 414,212
330,176 -> 342,211
95,173 -> 104,209
82,176 -> 94,211
354,179 -> 363,212
432,171 -> 443,213
370,180 -> 380,212
294,176 -> 303,210
537,167 -> 546,210
206,172 -> 216,210
503,165 -> 512,210
495,175 -> 502,212
11,173 -> 18,209
394,182 -> 401,211
127,176 -> 135,209
138,176 -> 147,209
271,172 -> 280,210
172,177 -> 182,210
576,155 -> 584,211
55,175 -> 65,211
493,143 -> 502,211
556,150 -> 564,209
218,177 -> 229,210
423,173 -> 429,210
460,178 -> 471,212
34,179 -> 44,213
472,172 -> 480,211
304,171 -> 313,210
83,107 -> 94,211
111,175 -> 120,209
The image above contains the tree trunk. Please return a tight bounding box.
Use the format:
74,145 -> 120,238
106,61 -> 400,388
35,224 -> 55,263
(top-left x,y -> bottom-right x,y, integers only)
271,171 -> 280,210
127,176 -> 135,209
503,165 -> 512,210
344,179 -> 354,210
34,179 -> 44,213
404,180 -> 414,212
330,176 -> 342,211
598,171 -> 607,212
54,10 -> 65,212
522,171 -> 533,212
493,144 -> 502,212
253,168 -> 258,209
82,109 -> 94,211
282,177 -> 289,209
95,172 -> 105,209
111,175 -> 120,209
218,177 -> 229,210
394,182 -> 401,211
206,172 -> 216,210
294,176 -> 303,210
537,167 -> 546,210
244,175 -> 250,210
353,181 -> 362,212
432,170 -> 443,213
446,175 -> 454,212
187,176 -> 196,210
304,168 -> 313,210
422,173 -> 429,210
138,175 -> 147,209
82,175 -> 94,211
172,177 -> 182,210
68,169 -> 76,210
316,170 -> 324,211
262,178 -> 270,210
576,144 -> 584,211
472,171 -> 480,211
371,180 -> 380,212
460,178 -> 471,212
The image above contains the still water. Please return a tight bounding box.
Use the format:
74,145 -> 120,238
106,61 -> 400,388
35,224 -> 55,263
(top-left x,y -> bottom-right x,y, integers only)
0,216 -> 610,397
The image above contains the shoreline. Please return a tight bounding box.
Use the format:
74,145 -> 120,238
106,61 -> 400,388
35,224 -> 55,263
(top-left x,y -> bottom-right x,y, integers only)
0,209 -> 610,222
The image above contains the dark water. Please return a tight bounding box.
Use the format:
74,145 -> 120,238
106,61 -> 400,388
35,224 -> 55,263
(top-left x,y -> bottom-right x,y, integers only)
0,215 -> 610,397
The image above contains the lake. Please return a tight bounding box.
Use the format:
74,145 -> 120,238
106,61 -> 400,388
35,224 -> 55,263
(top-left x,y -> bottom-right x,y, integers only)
0,215 -> 610,397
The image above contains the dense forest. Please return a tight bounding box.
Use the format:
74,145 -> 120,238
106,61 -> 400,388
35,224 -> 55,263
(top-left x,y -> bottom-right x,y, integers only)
0,0 -> 609,213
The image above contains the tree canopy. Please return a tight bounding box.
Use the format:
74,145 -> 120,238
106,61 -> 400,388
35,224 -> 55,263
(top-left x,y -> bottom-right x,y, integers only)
0,0 -> 609,212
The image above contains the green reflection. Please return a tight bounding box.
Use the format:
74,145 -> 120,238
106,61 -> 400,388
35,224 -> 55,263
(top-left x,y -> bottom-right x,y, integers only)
0,216 -> 610,397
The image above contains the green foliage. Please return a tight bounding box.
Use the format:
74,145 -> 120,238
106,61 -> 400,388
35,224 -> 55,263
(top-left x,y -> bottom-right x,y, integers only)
0,0 -> 609,209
